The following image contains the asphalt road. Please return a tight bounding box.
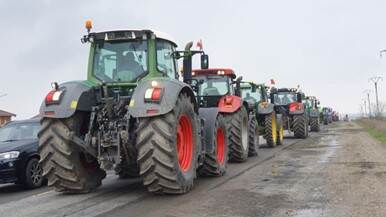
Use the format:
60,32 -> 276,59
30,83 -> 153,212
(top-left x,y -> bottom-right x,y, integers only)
1,121 -> 384,217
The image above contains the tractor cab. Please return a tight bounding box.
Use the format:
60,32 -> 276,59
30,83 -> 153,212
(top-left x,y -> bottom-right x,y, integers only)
239,82 -> 269,111
306,96 -> 320,111
191,68 -> 236,107
84,29 -> 180,85
270,88 -> 305,113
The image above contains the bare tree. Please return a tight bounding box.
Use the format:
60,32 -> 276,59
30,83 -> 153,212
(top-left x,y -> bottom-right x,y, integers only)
372,101 -> 386,118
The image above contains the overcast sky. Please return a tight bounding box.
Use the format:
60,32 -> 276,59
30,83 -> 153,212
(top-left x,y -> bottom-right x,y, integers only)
0,0 -> 385,119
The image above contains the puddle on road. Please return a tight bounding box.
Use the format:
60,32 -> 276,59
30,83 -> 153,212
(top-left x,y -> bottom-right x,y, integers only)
317,136 -> 340,164
293,208 -> 324,217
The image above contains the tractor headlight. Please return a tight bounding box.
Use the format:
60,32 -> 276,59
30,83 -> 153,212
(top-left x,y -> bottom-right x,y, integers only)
0,151 -> 20,160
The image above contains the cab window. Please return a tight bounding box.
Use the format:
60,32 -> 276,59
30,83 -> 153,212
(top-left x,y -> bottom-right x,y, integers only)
156,40 -> 177,78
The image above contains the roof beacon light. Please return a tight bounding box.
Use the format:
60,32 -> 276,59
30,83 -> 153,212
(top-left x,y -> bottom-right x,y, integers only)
85,20 -> 93,33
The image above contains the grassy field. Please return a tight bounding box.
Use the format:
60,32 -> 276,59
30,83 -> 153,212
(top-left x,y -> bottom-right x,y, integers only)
357,118 -> 386,144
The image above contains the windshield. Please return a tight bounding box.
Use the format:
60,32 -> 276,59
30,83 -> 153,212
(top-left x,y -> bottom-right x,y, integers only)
274,92 -> 297,105
0,122 -> 40,142
92,40 -> 148,82
241,85 -> 262,104
197,76 -> 229,96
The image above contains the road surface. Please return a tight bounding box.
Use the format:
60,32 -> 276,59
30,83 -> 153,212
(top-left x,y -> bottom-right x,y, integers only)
1,121 -> 385,217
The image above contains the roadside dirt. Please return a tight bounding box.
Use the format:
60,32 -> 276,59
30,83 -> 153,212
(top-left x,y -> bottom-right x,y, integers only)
359,118 -> 386,132
322,122 -> 386,217
127,121 -> 386,217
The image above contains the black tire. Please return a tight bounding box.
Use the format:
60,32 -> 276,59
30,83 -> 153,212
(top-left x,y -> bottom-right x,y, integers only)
198,114 -> 229,176
293,114 -> 308,138
136,93 -> 200,194
310,117 -> 320,132
323,118 -> 328,125
23,158 -> 43,189
248,117 -> 259,157
276,122 -> 284,146
265,112 -> 277,148
118,164 -> 139,179
226,106 -> 249,162
38,114 -> 106,193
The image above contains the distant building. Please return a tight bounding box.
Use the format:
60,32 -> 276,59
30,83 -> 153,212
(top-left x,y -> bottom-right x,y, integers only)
0,109 -> 16,126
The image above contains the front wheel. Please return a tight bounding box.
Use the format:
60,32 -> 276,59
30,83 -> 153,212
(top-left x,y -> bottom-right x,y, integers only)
248,117 -> 259,156
198,114 -> 229,176
23,158 -> 43,189
136,93 -> 200,194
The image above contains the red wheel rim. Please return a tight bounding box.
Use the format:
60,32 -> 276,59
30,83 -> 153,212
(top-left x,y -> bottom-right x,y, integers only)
176,114 -> 193,172
216,128 -> 225,164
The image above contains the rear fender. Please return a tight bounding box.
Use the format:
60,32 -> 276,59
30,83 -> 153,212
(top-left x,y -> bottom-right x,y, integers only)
218,95 -> 242,113
128,79 -> 198,118
309,110 -> 319,118
39,81 -> 96,119
257,102 -> 274,115
289,102 -> 305,115
198,107 -> 220,154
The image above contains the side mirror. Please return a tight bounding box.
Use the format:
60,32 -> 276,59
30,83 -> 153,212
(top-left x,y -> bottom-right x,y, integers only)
234,77 -> 242,97
201,54 -> 209,69
270,93 -> 275,103
296,93 -> 302,103
251,84 -> 257,93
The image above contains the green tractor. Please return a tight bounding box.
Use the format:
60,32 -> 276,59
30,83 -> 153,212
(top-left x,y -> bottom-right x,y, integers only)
305,96 -> 321,132
239,82 -> 284,148
38,21 -> 226,194
270,88 -> 309,138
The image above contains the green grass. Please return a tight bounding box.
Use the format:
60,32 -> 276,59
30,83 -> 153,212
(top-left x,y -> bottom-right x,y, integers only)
358,121 -> 386,144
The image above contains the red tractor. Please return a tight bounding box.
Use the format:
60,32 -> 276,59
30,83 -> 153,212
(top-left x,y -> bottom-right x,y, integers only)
191,68 -> 258,162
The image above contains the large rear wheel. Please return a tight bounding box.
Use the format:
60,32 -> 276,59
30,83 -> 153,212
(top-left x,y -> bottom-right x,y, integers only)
248,117 -> 259,156
136,93 -> 200,194
38,114 -> 106,193
198,115 -> 229,176
310,117 -> 320,132
293,114 -> 308,138
227,106 -> 249,162
265,112 -> 277,148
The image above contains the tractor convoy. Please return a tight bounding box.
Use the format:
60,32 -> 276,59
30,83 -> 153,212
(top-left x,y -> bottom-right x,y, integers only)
37,21 -> 339,195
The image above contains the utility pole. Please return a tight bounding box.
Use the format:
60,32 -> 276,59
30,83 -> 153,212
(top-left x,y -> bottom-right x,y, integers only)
369,76 -> 383,116
363,99 -> 367,117
364,90 -> 372,118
